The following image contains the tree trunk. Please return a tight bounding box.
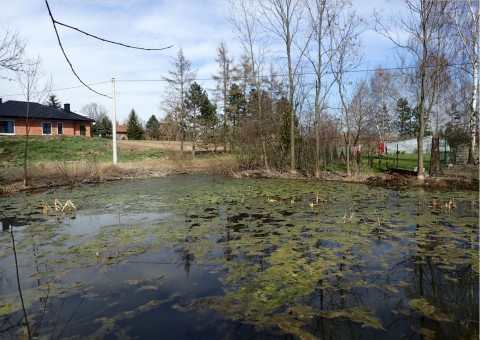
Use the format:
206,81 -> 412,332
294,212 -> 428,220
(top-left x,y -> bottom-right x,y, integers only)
429,137 -> 440,176
23,134 -> 29,187
468,14 -> 478,163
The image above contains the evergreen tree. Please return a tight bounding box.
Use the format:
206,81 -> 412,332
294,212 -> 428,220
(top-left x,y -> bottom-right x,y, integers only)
127,109 -> 144,140
185,82 -> 204,122
98,115 -> 112,137
185,82 -> 217,127
278,97 -> 298,152
200,94 -> 217,128
45,94 -> 61,109
394,98 -> 417,138
145,114 -> 160,140
226,83 -> 247,126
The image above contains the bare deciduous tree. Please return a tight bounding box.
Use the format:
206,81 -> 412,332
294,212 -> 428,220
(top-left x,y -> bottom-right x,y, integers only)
0,26 -> 25,78
331,10 -> 363,177
212,42 -> 233,151
451,0 -> 479,163
229,0 -> 271,170
374,0 -> 448,181
369,67 -> 399,141
305,0 -> 351,177
256,0 -> 307,173
162,49 -> 197,152
17,56 -> 51,187
349,79 -> 373,149
81,102 -> 109,122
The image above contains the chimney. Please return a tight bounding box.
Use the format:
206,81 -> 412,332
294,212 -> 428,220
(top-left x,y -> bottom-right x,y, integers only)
64,103 -> 70,113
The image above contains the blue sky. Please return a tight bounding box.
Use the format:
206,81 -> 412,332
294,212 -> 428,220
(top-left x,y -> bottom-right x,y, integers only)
0,0 -> 405,123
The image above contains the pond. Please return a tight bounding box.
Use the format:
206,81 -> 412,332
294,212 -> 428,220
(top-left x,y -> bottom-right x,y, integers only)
0,174 -> 478,339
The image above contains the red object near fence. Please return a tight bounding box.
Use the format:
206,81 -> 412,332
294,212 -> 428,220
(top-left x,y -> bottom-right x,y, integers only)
379,142 -> 385,155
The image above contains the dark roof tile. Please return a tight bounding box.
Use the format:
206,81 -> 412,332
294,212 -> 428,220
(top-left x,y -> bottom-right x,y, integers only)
0,100 -> 95,122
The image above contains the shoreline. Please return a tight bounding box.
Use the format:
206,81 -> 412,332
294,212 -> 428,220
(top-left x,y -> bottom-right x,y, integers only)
1,159 -> 478,195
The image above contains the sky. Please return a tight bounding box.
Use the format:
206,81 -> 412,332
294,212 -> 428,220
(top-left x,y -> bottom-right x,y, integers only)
0,0 -> 405,124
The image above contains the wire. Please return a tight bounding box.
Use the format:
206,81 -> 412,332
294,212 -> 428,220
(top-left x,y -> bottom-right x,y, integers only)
0,81 -> 111,97
44,0 -> 172,99
45,0 -> 111,98
54,21 -> 173,51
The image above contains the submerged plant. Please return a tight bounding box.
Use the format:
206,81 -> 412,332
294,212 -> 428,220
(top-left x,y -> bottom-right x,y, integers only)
0,175 -> 478,338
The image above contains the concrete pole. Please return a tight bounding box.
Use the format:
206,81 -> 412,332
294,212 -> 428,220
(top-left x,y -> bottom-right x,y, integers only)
112,78 -> 118,164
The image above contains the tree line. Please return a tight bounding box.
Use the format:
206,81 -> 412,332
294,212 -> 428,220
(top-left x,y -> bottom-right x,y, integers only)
153,0 -> 478,180
1,0 -> 477,182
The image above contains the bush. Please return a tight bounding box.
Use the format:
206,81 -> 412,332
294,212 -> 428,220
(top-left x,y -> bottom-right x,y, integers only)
56,159 -> 100,186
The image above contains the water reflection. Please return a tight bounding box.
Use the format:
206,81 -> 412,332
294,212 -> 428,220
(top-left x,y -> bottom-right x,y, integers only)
0,175 -> 478,338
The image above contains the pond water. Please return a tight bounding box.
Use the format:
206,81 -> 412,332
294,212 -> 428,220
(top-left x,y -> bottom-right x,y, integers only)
0,174 -> 478,339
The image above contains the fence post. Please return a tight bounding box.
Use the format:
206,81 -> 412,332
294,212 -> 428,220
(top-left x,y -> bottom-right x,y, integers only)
396,144 -> 399,168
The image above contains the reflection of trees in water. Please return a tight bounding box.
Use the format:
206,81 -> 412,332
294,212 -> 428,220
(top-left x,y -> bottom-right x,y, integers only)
0,214 -> 84,339
211,216 -> 479,339
175,245 -> 196,274
382,223 -> 479,339
216,227 -> 239,262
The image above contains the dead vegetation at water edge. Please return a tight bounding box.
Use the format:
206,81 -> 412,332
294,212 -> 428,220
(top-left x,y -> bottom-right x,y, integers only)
1,153 -> 478,195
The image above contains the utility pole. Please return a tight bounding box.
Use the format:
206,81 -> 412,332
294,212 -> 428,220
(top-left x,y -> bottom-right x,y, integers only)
112,78 -> 118,164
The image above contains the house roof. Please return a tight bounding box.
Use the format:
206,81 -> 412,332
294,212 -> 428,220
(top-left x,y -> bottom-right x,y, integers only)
0,100 -> 95,122
116,125 -> 128,133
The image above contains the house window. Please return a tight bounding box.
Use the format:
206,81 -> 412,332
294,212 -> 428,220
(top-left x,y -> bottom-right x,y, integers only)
42,122 -> 52,135
57,122 -> 63,135
79,125 -> 86,136
0,120 -> 14,134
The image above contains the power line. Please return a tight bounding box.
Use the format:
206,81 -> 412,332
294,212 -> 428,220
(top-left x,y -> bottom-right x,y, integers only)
54,22 -> 172,52
44,0 -> 172,99
1,62 -> 472,98
45,0 -> 110,98
0,81 -> 111,98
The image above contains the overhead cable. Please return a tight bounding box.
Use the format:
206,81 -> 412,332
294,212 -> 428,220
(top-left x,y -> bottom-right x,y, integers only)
44,0 -> 172,98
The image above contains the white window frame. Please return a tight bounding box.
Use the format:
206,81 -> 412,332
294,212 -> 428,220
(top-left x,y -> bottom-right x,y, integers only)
57,122 -> 63,135
42,121 -> 52,135
0,120 -> 15,135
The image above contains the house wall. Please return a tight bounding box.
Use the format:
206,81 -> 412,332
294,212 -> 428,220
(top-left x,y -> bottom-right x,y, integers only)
11,119 -> 91,137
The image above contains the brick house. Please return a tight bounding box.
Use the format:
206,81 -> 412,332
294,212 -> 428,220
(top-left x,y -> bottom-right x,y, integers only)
0,99 -> 95,137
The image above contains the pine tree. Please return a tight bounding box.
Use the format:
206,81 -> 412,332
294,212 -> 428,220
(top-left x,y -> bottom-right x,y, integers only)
226,83 -> 246,127
45,94 -> 61,109
99,116 -> 112,137
145,114 -> 160,140
394,98 -> 417,138
185,82 -> 217,127
127,109 -> 144,140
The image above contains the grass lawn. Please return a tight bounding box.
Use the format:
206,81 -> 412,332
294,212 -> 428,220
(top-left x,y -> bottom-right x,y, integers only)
0,136 -> 434,173
0,136 -> 165,166
372,152 -> 431,171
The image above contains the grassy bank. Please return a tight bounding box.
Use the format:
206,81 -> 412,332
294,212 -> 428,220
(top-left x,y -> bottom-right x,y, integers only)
0,136 -> 433,170
0,136 -> 167,165
2,136 -> 475,194
0,136 -> 234,192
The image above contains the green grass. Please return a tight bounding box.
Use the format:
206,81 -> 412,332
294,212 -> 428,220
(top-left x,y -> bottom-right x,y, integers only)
0,136 -> 165,166
0,135 -> 434,173
317,152 -> 432,174
372,152 -> 431,171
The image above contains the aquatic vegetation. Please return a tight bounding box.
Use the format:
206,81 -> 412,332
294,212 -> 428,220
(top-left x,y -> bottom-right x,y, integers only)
0,175 -> 478,338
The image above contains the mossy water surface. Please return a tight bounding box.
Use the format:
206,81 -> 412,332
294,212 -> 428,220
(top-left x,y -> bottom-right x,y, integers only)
0,174 -> 478,338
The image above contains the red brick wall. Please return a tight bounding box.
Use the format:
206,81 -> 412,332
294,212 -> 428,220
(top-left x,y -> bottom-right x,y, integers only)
11,119 -> 91,137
